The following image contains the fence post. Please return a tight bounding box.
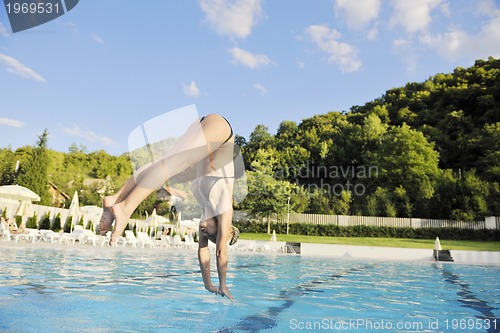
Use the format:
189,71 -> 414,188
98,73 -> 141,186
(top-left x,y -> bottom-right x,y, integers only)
411,218 -> 422,229
338,215 -> 348,227
485,216 -> 497,229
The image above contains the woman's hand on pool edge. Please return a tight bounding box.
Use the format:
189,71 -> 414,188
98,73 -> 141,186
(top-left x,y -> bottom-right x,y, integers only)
218,285 -> 234,301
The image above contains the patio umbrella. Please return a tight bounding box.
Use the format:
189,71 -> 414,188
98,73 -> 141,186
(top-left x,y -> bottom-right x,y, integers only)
0,198 -> 20,219
0,185 -> 40,202
68,191 -> 80,232
180,219 -> 198,229
16,200 -> 35,229
180,219 -> 199,236
16,200 -> 34,217
146,209 -> 171,237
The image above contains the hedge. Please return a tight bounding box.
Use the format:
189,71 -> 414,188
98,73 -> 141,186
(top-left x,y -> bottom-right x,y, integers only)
39,213 -> 51,230
233,220 -> 500,241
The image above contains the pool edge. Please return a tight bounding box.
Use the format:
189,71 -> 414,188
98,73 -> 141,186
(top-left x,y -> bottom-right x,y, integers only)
300,243 -> 500,265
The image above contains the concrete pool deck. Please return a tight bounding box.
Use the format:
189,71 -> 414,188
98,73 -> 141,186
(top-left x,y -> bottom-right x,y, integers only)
299,242 -> 500,265
226,240 -> 500,265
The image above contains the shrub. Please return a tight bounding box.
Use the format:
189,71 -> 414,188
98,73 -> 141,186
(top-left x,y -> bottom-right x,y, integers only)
64,216 -> 72,233
52,213 -> 62,232
39,212 -> 51,230
26,213 -> 38,229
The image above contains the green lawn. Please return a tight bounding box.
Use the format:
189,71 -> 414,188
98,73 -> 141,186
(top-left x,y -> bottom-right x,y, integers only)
240,233 -> 500,252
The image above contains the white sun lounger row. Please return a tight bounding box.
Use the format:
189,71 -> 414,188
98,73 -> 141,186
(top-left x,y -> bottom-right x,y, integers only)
0,225 -> 110,246
1,223 -> 201,250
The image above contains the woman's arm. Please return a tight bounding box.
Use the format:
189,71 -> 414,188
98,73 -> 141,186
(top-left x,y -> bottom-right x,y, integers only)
197,229 -> 220,295
215,208 -> 234,301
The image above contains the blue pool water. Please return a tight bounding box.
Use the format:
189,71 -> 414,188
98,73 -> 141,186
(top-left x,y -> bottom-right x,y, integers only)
0,242 -> 499,333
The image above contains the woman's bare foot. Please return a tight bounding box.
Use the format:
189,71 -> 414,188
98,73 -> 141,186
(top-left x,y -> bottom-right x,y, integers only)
109,202 -> 130,245
99,196 -> 116,236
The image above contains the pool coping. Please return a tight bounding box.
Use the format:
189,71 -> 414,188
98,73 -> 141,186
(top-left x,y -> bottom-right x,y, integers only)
231,240 -> 500,265
299,242 -> 500,265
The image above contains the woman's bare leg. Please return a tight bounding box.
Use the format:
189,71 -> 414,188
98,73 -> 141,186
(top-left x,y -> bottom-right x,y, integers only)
99,118 -> 208,235
109,114 -> 233,243
99,163 -> 155,235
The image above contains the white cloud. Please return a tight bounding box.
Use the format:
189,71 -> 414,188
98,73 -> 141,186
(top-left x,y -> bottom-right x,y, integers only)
62,124 -> 115,146
253,83 -> 267,96
392,39 -> 419,73
0,53 -> 46,83
440,2 -> 451,17
199,0 -> 263,39
183,81 -> 201,98
389,0 -> 442,33
0,22 -> 10,37
304,25 -> 362,73
295,58 -> 305,69
0,117 -> 25,128
60,21 -> 79,33
90,32 -> 106,44
335,0 -> 381,30
366,26 -> 379,41
420,9 -> 500,60
474,0 -> 498,16
229,47 -> 271,69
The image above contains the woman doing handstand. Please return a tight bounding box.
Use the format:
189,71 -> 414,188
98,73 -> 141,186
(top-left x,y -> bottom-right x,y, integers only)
99,114 -> 238,300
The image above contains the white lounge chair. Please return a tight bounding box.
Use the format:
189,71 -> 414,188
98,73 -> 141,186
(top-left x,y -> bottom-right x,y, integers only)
0,219 -> 12,240
137,231 -> 155,248
82,229 -> 99,246
157,235 -> 173,248
172,235 -> 183,248
98,231 -> 111,246
184,235 -> 196,249
60,225 -> 85,244
123,230 -> 138,247
39,230 -> 59,243
14,228 -> 40,243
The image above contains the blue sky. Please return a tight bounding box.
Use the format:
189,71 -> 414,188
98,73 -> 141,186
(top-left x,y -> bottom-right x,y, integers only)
1,0 -> 500,155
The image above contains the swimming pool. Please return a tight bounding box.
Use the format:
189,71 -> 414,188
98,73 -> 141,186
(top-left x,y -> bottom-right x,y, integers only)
0,242 -> 499,333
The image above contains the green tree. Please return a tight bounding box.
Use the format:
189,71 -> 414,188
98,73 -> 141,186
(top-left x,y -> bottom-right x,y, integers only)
243,124 -> 275,169
451,170 -> 490,220
332,190 -> 353,215
477,122 -> 500,181
369,124 -> 440,217
393,186 -> 413,217
0,147 -> 16,185
364,187 -> 397,217
241,149 -> 295,233
15,129 -> 52,205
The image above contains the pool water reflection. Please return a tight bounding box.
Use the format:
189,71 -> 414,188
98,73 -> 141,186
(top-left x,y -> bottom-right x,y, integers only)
0,242 -> 499,332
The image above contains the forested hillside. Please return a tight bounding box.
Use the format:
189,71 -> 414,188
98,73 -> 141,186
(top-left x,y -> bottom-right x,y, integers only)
241,57 -> 500,220
0,142 -> 133,207
1,57 -> 499,220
